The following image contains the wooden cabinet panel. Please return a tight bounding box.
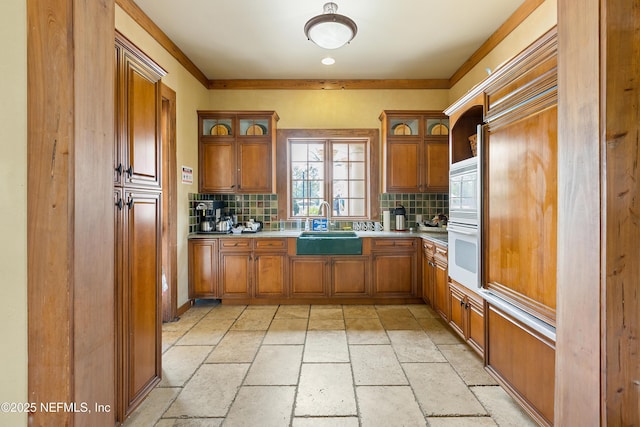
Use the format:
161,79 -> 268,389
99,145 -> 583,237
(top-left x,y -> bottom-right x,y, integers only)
290,257 -> 328,297
254,254 -> 287,298
219,252 -> 251,298
115,39 -> 164,190
200,142 -> 235,193
467,296 -> 485,355
485,106 -> 558,325
433,260 -> 449,321
127,66 -> 160,187
425,141 -> 449,191
386,141 -> 420,192
448,284 -> 466,338
372,254 -> 415,296
120,190 -> 161,414
331,257 -> 370,296
188,239 -> 218,298
238,140 -> 272,193
486,304 -> 555,426
448,279 -> 485,357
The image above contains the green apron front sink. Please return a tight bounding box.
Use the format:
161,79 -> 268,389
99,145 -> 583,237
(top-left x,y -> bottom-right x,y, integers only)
296,231 -> 362,255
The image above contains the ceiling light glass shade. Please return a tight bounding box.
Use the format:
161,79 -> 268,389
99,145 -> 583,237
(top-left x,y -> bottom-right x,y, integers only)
304,2 -> 357,50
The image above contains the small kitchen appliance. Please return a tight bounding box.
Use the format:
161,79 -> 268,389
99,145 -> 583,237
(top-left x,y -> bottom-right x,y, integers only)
196,200 -> 225,233
394,204 -> 407,231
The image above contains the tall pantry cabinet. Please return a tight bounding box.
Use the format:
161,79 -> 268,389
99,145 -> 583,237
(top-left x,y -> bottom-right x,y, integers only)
114,31 -> 166,423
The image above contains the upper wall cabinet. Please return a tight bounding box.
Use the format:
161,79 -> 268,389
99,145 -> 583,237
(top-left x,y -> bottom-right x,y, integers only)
198,111 -> 279,194
380,111 -> 449,193
114,34 -> 166,190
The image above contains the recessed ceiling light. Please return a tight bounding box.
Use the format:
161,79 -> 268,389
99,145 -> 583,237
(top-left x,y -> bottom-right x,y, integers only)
321,57 -> 336,65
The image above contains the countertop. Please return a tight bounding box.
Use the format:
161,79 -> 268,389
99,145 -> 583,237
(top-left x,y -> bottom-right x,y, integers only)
189,228 -> 448,246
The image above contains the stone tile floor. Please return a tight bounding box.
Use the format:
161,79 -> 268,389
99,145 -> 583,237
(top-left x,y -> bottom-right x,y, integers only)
124,301 -> 537,427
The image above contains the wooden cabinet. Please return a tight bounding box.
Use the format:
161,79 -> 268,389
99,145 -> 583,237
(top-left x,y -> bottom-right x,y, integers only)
448,280 -> 485,356
289,257 -> 328,297
254,238 -> 288,298
188,239 -> 218,298
114,188 -> 162,420
380,111 -> 449,193
215,238 -> 288,299
114,34 -> 164,190
432,244 -> 449,321
198,111 -> 279,194
218,238 -> 253,299
114,32 -> 165,423
421,239 -> 436,304
371,238 -> 418,297
330,257 -> 370,297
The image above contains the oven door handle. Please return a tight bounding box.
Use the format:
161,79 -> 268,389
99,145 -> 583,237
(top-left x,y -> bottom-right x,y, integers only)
447,224 -> 477,236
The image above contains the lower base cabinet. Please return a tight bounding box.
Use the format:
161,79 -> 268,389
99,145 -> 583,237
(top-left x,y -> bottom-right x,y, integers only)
486,303 -> 555,426
188,236 -> 428,302
289,257 -> 328,297
331,257 -> 370,296
254,238 -> 288,298
448,280 -> 485,356
371,238 -> 418,297
188,239 -> 218,298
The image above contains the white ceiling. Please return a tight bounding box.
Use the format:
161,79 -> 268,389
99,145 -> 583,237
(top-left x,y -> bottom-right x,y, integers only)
133,0 -> 526,80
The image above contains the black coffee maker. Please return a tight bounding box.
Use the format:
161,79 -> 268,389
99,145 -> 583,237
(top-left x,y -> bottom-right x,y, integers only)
196,200 -> 224,232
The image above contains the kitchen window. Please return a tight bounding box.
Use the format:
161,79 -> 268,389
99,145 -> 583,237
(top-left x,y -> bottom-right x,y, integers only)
276,129 -> 380,221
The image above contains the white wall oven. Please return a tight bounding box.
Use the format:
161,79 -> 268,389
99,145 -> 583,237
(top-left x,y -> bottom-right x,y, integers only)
448,157 -> 480,290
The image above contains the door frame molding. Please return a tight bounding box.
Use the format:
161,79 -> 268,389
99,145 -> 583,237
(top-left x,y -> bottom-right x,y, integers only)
161,83 -> 178,322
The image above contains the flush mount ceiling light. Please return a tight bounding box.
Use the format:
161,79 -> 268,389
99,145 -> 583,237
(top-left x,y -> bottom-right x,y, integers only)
321,57 -> 336,65
304,2 -> 357,50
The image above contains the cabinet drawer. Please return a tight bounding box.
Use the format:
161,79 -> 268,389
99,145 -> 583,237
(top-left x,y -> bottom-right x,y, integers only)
219,238 -> 252,250
434,245 -> 448,265
254,238 -> 287,251
422,239 -> 435,256
371,238 -> 416,251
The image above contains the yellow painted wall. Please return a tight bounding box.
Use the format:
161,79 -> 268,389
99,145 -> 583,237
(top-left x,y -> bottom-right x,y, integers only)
116,6 -> 211,306
0,1 -> 27,426
208,89 -> 450,128
449,0 -> 558,103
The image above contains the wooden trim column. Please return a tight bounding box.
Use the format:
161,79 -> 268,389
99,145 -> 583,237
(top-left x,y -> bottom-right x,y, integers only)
27,0 -> 115,426
557,0 -> 640,425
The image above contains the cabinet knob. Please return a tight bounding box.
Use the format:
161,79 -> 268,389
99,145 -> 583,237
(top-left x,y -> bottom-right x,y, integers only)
125,165 -> 133,177
126,196 -> 134,209
115,163 -> 123,176
115,196 -> 123,210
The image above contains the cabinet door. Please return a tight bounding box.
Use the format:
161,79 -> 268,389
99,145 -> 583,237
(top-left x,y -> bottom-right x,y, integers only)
123,55 -> 162,189
219,252 -> 251,298
372,253 -> 416,297
290,257 -> 328,297
331,257 -> 370,296
188,239 -> 218,298
200,142 -> 236,193
448,284 -> 466,340
434,261 -> 449,321
467,296 -> 485,355
425,141 -> 449,192
122,190 -> 161,412
237,140 -> 272,193
386,141 -> 420,192
254,253 -> 287,298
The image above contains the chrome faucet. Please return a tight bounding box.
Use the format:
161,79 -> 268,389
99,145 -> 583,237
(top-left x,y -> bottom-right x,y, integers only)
319,201 -> 331,231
